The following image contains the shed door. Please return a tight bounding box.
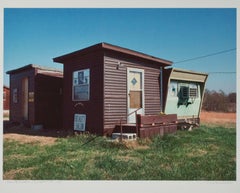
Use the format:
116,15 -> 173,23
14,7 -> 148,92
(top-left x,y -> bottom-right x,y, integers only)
127,68 -> 144,123
22,77 -> 29,120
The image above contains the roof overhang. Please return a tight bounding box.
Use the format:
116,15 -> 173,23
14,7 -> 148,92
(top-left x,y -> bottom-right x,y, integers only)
53,42 -> 173,66
6,64 -> 63,75
166,68 -> 208,83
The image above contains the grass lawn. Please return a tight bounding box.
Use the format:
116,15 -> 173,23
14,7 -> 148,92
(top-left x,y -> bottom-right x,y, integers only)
3,125 -> 236,180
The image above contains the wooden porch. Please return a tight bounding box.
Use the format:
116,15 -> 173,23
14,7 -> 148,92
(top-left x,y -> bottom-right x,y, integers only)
113,114 -> 178,138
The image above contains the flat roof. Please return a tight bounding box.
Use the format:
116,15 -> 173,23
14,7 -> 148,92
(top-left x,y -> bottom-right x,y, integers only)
166,68 -> 208,83
6,64 -> 63,75
53,42 -> 173,66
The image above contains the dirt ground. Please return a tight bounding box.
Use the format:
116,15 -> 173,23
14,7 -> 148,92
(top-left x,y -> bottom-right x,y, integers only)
3,111 -> 236,145
3,133 -> 57,146
200,111 -> 236,127
3,122 -> 67,146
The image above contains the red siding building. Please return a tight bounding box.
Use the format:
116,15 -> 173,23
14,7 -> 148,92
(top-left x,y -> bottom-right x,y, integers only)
7,64 -> 63,129
3,86 -> 10,110
53,42 -> 173,135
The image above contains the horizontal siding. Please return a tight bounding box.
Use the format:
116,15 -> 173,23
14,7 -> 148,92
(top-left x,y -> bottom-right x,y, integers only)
104,54 -> 163,131
144,68 -> 161,115
104,57 -> 127,129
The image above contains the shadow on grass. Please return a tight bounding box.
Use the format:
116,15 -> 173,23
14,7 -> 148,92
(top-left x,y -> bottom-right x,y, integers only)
3,120 -> 69,138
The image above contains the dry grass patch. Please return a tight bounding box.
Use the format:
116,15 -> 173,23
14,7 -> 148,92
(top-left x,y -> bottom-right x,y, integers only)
4,133 -> 56,146
200,111 -> 236,128
123,140 -> 150,150
187,149 -> 208,158
3,167 -> 35,180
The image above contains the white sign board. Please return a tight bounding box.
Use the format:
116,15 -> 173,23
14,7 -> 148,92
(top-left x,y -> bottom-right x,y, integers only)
74,114 -> 86,131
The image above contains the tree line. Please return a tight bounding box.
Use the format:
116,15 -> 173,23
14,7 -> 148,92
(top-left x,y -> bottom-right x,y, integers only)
202,89 -> 236,112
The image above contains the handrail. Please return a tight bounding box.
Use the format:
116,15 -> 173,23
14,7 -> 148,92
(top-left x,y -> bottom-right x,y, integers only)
127,107 -> 142,117
119,107 -> 142,142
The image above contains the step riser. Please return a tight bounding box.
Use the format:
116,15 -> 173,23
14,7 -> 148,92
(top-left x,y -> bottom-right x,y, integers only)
114,125 -> 137,133
112,133 -> 137,140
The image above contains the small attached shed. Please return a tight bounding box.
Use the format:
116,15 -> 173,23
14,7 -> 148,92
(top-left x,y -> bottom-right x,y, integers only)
3,86 -> 10,111
163,68 -> 208,128
7,64 -> 63,129
53,42 -> 174,136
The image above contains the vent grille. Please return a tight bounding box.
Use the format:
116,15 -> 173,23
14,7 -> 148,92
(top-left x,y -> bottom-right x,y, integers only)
189,88 -> 198,98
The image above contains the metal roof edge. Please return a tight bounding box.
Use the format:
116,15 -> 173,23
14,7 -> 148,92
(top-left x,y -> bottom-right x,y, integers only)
101,42 -> 173,65
6,64 -> 63,74
53,42 -> 173,66
171,67 -> 208,76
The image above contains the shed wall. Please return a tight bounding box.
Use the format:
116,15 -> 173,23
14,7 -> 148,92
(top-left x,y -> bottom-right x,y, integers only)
35,74 -> 63,129
103,53 -> 163,133
3,87 -> 10,110
62,51 -> 104,135
9,68 -> 35,125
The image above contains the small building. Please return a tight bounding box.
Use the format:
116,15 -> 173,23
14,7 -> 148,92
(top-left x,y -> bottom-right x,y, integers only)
3,85 -> 10,111
163,68 -> 208,128
7,64 -> 63,129
53,42 -> 175,136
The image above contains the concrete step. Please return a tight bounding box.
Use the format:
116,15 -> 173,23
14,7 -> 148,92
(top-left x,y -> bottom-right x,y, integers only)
112,133 -> 137,140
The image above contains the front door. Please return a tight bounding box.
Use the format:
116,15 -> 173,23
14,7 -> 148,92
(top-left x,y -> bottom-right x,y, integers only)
127,68 -> 144,123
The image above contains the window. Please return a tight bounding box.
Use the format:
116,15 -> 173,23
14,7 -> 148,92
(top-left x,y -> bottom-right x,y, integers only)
180,86 -> 189,99
177,82 -> 199,99
72,69 -> 90,101
169,81 -> 178,97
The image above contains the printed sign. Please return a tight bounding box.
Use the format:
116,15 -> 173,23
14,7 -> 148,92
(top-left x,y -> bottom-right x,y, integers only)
72,69 -> 90,101
74,114 -> 86,131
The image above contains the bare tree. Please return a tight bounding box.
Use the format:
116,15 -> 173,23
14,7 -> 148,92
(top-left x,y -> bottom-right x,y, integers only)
202,90 -> 236,112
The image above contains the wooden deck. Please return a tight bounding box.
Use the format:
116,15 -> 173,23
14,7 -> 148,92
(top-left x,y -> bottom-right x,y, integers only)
136,114 -> 178,138
113,114 -> 178,138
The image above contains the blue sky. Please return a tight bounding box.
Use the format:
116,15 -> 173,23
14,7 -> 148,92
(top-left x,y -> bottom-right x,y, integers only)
3,8 -> 236,93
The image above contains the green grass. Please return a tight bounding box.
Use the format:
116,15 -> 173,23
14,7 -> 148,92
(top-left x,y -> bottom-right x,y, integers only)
3,125 -> 236,180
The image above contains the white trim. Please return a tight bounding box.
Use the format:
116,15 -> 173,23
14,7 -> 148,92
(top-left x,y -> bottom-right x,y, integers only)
127,67 -> 145,123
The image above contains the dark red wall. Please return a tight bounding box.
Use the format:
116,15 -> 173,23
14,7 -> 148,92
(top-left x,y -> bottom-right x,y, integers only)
62,50 -> 104,135
59,47 -> 167,136
3,87 -> 10,110
35,74 -> 63,129
9,68 -> 35,125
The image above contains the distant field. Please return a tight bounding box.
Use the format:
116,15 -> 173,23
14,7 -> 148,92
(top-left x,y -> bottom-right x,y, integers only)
3,123 -> 236,180
200,111 -> 236,127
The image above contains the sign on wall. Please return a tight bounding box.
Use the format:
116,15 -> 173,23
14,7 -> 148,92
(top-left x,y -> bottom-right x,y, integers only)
28,92 -> 34,102
72,69 -> 90,101
74,114 -> 86,131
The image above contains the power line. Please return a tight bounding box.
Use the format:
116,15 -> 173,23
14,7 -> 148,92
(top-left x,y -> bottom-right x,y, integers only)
173,48 -> 236,64
208,71 -> 236,74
